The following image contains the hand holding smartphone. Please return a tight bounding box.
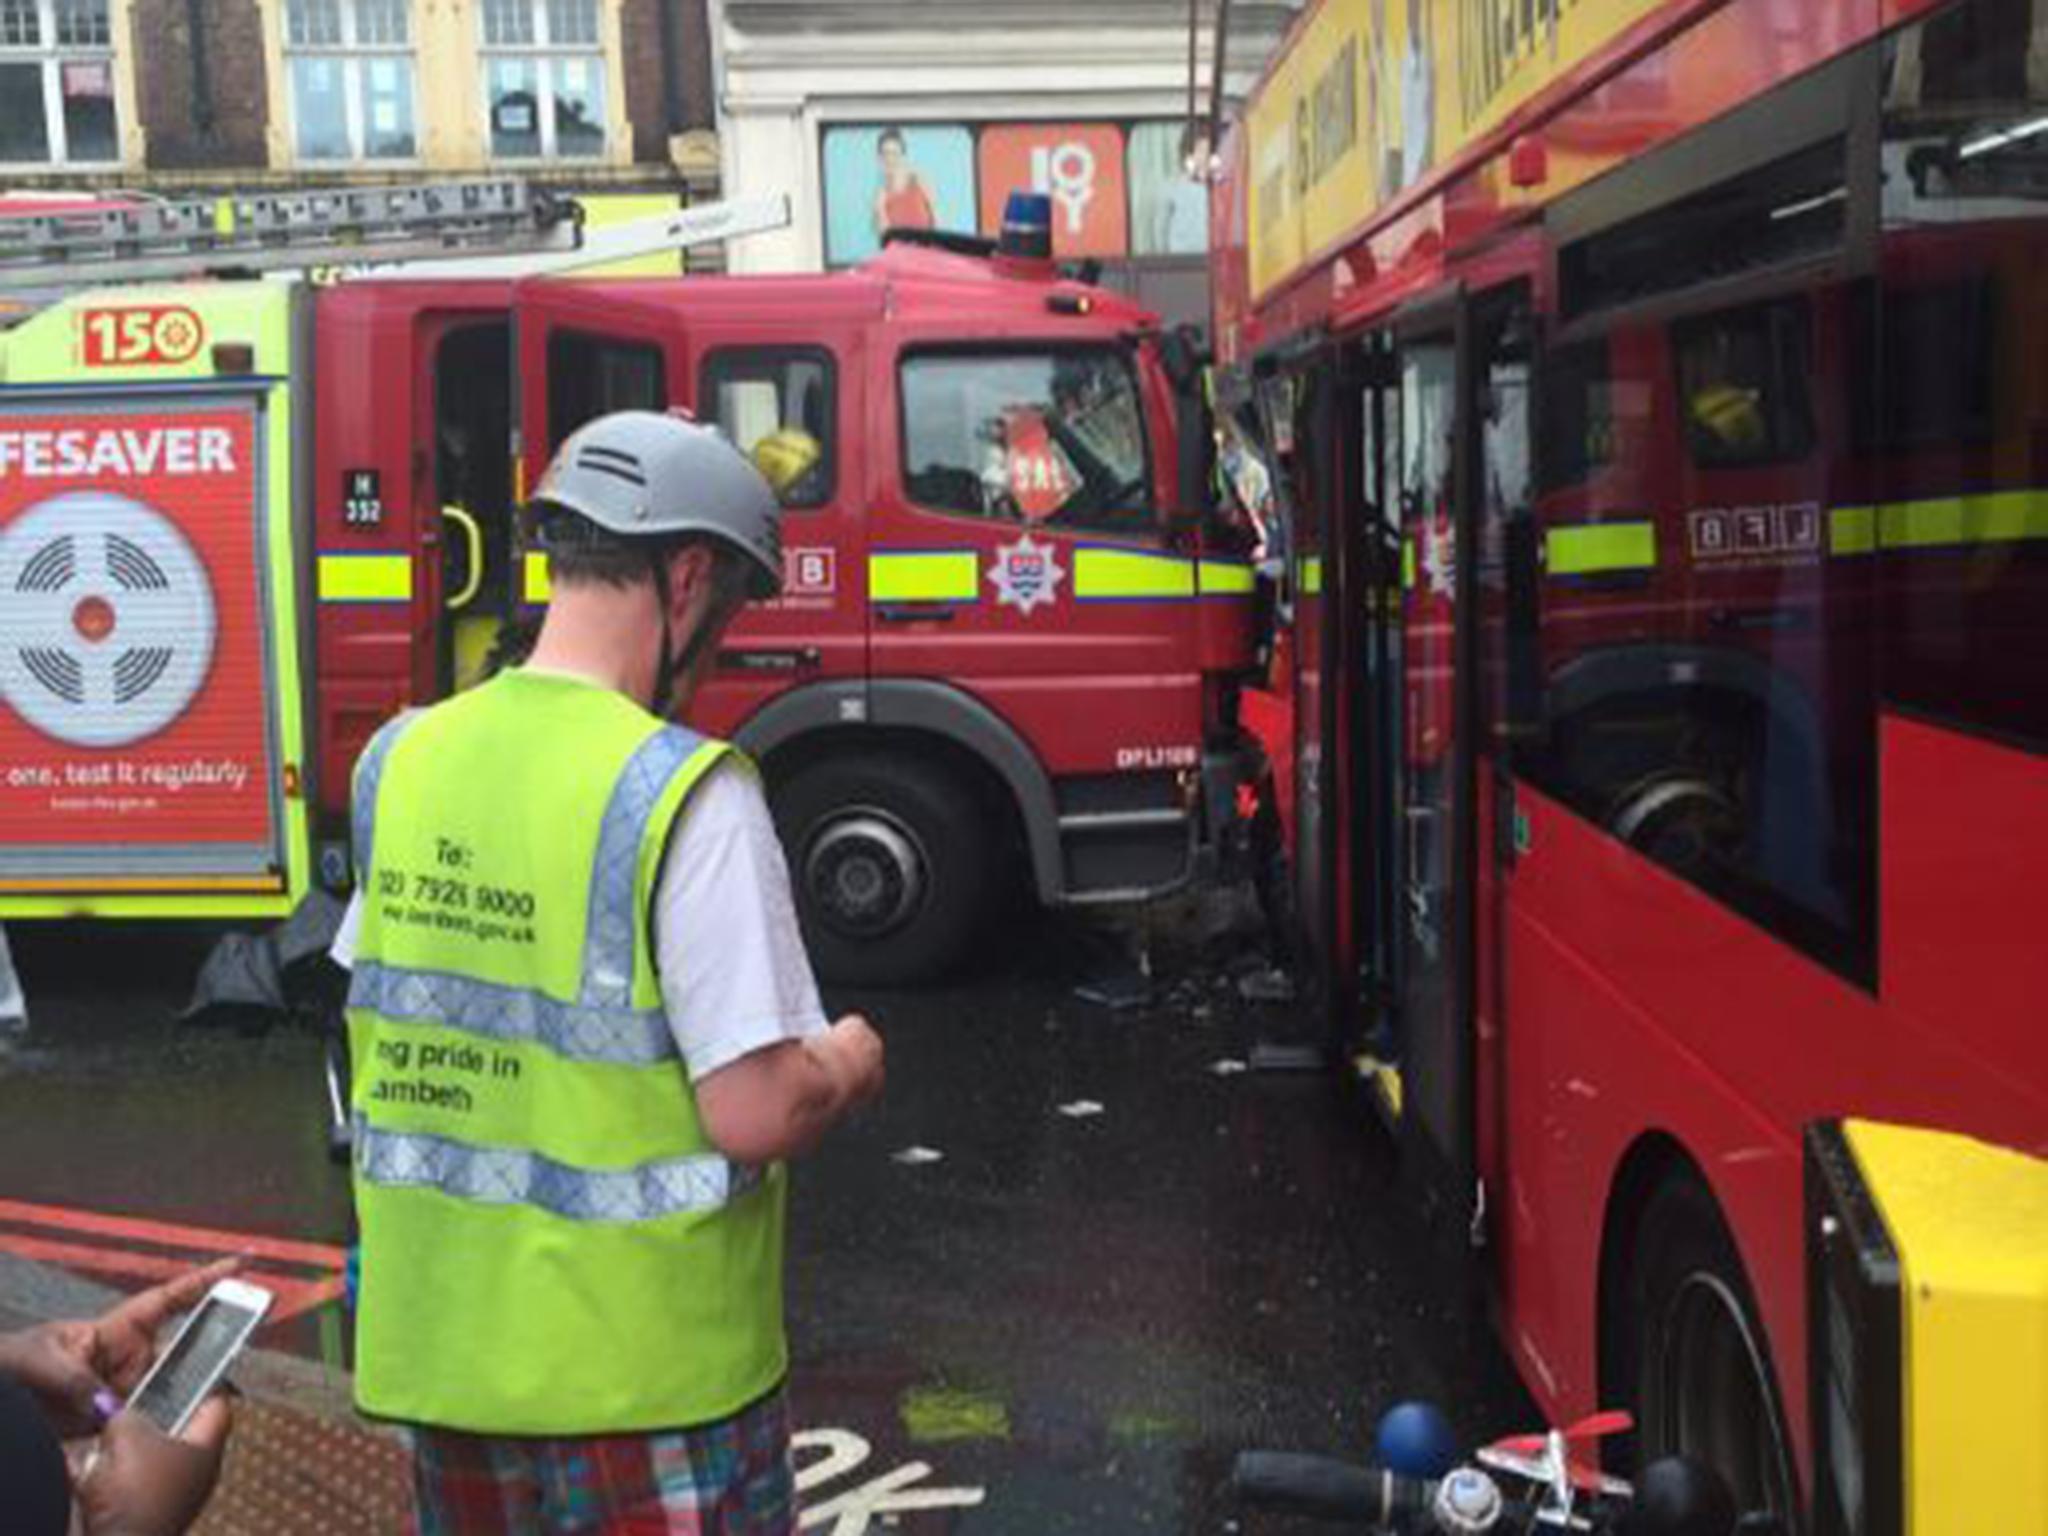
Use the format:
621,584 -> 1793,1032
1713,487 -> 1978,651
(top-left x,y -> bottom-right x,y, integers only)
119,1278 -> 272,1437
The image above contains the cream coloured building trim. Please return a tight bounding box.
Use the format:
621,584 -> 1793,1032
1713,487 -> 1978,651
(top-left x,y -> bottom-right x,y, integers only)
258,0 -> 288,169
113,0 -> 145,168
711,0 -> 1304,273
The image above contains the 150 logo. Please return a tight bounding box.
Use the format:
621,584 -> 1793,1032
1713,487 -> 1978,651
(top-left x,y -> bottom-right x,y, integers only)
79,306 -> 207,368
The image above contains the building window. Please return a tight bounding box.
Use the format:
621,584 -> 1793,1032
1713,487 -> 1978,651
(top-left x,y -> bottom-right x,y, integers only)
0,0 -> 118,166
283,0 -> 417,162
482,0 -> 606,161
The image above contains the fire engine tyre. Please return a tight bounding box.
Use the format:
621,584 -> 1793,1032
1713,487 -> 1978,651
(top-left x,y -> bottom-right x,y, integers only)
1620,1177 -> 1799,1524
773,753 -> 993,989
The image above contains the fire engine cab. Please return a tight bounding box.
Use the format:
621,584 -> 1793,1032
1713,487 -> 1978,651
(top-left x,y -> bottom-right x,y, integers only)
0,184 -> 1261,984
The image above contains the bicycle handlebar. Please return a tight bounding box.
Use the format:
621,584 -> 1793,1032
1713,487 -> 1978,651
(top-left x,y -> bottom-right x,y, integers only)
1231,1451 -> 1434,1525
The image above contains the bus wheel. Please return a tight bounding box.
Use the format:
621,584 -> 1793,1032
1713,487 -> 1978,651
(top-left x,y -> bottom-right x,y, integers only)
1623,1178 -> 1798,1523
774,752 -> 991,988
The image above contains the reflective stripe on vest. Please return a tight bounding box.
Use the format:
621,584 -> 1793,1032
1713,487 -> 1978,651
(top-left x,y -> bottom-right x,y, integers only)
347,959 -> 671,1065
581,728 -> 695,1008
350,710 -> 419,880
354,1119 -> 763,1222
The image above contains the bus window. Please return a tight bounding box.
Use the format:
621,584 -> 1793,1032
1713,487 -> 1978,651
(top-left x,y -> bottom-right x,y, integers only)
1877,0 -> 2048,751
1850,278 -> 1995,451
1559,138 -> 1846,319
700,347 -> 836,508
1518,285 -> 1876,978
899,349 -> 1156,538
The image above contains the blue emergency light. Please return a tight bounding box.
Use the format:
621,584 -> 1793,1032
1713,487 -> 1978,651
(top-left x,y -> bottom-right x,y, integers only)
1000,192 -> 1054,260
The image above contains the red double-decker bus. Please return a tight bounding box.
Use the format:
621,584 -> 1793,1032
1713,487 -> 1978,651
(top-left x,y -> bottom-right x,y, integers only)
1216,0 -> 2048,1519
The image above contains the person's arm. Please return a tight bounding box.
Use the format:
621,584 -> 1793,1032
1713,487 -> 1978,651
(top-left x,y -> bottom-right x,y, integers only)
694,1016 -> 883,1165
0,1261 -> 238,1437
654,763 -> 885,1165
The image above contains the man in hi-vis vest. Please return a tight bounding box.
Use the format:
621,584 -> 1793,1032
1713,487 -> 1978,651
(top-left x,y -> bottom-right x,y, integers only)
333,411 -> 885,1534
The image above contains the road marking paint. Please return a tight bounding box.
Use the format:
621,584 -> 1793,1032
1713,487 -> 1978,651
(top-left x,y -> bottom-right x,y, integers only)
899,1385 -> 1011,1443
793,1429 -> 986,1535
0,1198 -> 347,1269
0,1231 -> 344,1323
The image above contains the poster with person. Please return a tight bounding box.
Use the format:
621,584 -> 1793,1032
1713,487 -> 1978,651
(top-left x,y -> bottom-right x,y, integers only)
1128,121 -> 1209,256
822,124 -> 977,267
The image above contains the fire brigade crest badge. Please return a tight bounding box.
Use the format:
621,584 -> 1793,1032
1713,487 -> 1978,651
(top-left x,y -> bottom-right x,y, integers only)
989,534 -> 1064,616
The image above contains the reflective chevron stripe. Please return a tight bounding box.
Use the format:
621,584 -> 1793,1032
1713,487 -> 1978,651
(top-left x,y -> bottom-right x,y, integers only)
868,550 -> 979,602
319,553 -> 412,602
1546,520 -> 1657,577
1830,492 -> 2048,556
1198,558 -> 1258,595
1073,546 -> 1195,600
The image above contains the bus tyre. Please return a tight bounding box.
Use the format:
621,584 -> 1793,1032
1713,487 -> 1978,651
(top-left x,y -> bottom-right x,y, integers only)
1621,1177 -> 1798,1523
773,753 -> 992,989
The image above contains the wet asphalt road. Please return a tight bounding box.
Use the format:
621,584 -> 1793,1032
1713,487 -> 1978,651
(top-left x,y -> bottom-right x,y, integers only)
0,900 -> 1530,1533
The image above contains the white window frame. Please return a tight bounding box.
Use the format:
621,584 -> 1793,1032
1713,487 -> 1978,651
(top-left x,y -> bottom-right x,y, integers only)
479,0 -> 608,163
282,0 -> 419,165
0,0 -> 119,168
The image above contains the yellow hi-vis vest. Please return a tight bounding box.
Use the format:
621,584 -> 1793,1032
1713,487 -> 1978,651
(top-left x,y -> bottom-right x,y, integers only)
345,669 -> 787,1434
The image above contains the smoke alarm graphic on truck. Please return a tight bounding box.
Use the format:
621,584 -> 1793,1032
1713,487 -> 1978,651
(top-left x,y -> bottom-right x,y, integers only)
0,491 -> 218,748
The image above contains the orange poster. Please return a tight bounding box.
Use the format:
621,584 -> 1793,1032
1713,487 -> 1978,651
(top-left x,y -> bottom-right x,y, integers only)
978,124 -> 1130,258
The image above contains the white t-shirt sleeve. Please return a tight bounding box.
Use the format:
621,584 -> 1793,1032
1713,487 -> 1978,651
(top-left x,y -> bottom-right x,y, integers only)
655,758 -> 829,1081
331,889 -> 363,971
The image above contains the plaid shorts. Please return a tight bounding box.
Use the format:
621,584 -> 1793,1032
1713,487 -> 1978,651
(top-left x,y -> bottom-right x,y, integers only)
409,1389 -> 795,1536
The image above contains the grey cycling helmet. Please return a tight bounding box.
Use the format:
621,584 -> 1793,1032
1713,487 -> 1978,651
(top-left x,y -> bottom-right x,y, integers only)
531,410 -> 783,599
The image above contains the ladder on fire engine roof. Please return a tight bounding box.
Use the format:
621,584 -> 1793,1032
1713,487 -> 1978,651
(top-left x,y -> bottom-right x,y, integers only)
0,179 -> 791,290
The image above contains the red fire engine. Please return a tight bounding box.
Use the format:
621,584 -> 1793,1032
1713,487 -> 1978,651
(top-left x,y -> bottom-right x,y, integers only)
0,186 -> 1260,985
1217,0 -> 2048,1524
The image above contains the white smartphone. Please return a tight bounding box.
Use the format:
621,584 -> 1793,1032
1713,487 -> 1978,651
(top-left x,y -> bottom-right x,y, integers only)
123,1278 -> 273,1437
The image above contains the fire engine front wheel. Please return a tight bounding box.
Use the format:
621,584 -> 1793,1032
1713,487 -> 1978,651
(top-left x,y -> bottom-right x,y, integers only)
1619,1177 -> 1798,1523
773,753 -> 993,988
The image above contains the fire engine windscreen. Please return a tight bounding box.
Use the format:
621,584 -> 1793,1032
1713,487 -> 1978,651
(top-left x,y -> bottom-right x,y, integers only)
900,349 -> 1154,535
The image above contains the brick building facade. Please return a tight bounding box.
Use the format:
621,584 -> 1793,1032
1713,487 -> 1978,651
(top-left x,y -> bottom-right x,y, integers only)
0,0 -> 718,194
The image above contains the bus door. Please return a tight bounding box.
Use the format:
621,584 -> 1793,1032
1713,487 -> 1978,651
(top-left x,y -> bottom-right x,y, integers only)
1347,333 -> 1405,1058
1262,352 -> 1339,1014
1372,299 -> 1483,1244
